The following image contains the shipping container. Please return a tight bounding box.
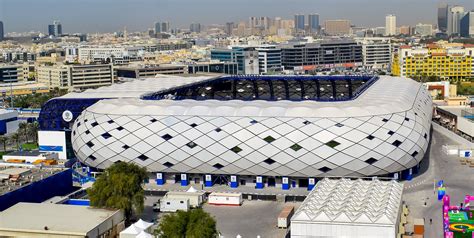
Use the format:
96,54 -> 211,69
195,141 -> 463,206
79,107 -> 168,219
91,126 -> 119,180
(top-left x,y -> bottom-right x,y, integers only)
278,205 -> 294,228
208,192 -> 242,206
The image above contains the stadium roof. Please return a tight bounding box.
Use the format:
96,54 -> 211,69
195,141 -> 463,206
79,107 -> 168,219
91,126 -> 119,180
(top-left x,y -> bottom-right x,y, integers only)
84,76 -> 426,118
291,178 -> 403,226
60,75 -> 216,99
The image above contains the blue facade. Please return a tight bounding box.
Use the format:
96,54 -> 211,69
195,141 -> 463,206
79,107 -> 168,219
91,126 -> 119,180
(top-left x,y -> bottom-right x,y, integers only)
0,117 -> 17,135
0,169 -> 76,211
309,14 -> 320,32
295,15 -> 305,31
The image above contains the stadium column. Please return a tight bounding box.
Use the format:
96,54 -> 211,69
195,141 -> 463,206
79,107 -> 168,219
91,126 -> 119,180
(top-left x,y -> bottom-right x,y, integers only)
230,175 -> 238,188
255,176 -> 264,189
308,178 -> 316,191
282,177 -> 289,190
156,172 -> 164,185
205,174 -> 212,187
180,174 -> 188,186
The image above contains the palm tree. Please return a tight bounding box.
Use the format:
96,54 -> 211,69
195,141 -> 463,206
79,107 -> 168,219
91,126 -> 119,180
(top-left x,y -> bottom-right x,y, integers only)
28,122 -> 40,144
9,133 -> 20,150
0,136 -> 7,152
19,122 -> 28,143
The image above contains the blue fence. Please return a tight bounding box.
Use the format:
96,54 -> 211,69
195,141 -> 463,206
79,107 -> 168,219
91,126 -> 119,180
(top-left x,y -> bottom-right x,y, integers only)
0,169 -> 77,211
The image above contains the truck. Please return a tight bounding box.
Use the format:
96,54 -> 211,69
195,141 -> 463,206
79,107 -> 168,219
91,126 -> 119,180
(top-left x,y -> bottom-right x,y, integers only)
277,205 -> 294,229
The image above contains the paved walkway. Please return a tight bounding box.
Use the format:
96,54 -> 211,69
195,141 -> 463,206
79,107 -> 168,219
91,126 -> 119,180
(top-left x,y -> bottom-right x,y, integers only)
432,122 -> 474,148
401,128 -> 474,238
145,182 -> 310,196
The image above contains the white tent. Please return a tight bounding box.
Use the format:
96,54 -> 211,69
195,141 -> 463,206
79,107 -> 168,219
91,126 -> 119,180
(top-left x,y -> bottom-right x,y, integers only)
120,224 -> 142,238
187,186 -> 197,193
136,230 -> 153,238
134,219 -> 153,232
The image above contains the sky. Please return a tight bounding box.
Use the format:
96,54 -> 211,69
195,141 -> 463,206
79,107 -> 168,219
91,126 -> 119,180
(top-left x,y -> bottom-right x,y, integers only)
0,0 -> 473,33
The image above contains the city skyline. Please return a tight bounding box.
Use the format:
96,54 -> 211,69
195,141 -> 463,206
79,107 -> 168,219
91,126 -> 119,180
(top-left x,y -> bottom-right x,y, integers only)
0,0 -> 473,33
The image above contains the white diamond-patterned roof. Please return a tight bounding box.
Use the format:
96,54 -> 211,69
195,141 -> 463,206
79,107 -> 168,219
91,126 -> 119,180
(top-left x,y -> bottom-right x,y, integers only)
84,76 -> 424,118
292,178 -> 403,225
60,75 -> 216,99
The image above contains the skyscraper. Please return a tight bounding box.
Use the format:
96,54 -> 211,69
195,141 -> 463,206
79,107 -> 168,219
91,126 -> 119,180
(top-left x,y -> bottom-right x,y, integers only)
460,11 -> 474,37
190,23 -> 201,33
385,14 -> 397,36
0,21 -> 3,41
447,6 -> 465,35
438,3 -> 449,33
154,21 -> 170,33
48,20 -> 62,37
294,14 -> 305,31
225,22 -> 235,36
308,14 -> 320,33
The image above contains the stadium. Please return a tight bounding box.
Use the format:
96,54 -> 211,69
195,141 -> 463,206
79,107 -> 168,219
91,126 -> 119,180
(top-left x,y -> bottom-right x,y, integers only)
39,75 -> 432,188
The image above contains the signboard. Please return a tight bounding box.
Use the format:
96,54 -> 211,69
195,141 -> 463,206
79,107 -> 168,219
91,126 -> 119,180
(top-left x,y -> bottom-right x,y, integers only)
230,175 -> 237,182
181,174 -> 187,180
156,173 -> 162,180
325,50 -> 334,55
62,110 -> 73,122
308,178 -> 315,185
205,174 -> 212,181
459,150 -> 472,158
256,176 -> 262,183
282,177 -> 289,184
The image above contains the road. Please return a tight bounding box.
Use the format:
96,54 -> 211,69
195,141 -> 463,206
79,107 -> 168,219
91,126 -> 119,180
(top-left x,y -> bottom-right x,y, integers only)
402,124 -> 474,238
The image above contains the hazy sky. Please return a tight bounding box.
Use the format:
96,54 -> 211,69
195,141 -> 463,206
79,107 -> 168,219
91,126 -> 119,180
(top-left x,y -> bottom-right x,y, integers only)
0,0 -> 473,33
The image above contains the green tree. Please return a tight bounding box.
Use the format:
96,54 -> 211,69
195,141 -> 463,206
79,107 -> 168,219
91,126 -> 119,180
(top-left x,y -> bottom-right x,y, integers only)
0,136 -> 7,152
87,162 -> 147,223
19,122 -> 29,143
9,133 -> 20,150
155,208 -> 218,238
27,122 -> 39,143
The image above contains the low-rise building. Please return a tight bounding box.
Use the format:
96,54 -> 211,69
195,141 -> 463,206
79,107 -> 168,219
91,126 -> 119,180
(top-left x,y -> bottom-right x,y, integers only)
0,202 -> 125,237
0,109 -> 18,135
392,43 -> 474,81
116,64 -> 188,78
0,64 -> 25,83
291,178 -> 403,238
37,63 -> 114,91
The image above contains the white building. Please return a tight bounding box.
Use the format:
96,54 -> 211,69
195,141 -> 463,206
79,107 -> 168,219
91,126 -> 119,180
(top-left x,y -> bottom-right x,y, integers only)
77,46 -> 144,64
291,178 -> 403,238
448,6 -> 465,35
414,23 -> 433,36
257,45 -> 282,74
385,15 -> 397,36
357,37 -> 392,69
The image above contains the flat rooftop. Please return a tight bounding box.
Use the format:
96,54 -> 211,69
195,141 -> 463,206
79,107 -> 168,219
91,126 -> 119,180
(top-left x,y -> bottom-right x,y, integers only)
0,202 -> 121,235
0,167 -> 65,196
292,178 -> 403,226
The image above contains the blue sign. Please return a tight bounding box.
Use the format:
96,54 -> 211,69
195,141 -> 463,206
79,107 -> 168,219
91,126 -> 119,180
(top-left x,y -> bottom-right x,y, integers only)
39,145 -> 63,152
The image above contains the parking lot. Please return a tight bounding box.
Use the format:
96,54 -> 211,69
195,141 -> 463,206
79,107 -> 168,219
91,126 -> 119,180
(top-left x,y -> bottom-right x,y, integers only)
204,200 -> 299,238
141,195 -> 299,237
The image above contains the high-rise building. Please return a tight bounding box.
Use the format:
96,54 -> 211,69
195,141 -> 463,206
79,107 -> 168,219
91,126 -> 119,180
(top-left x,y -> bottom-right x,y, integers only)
324,20 -> 351,35
447,6 -> 465,35
460,11 -> 474,37
294,14 -> 305,31
438,3 -> 449,33
189,23 -> 201,33
154,21 -> 170,33
399,25 -> 411,35
48,20 -> 62,37
249,17 -> 270,30
414,23 -> 433,36
225,22 -> 234,36
0,21 -> 4,41
385,14 -> 397,36
308,14 -> 320,33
